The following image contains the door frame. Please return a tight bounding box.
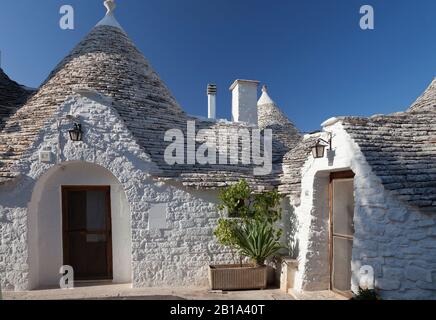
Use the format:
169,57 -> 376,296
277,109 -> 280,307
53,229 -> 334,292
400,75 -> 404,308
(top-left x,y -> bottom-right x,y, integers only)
329,171 -> 355,296
61,186 -> 113,281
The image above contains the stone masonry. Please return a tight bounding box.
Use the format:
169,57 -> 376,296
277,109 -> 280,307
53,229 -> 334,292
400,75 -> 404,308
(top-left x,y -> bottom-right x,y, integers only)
0,94 -> 234,290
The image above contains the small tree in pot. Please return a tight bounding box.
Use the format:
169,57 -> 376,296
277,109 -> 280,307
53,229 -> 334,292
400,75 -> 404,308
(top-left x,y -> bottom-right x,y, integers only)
210,180 -> 285,290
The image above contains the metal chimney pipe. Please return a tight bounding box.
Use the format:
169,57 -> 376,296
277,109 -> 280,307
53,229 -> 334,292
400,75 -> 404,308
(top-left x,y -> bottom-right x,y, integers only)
207,84 -> 217,119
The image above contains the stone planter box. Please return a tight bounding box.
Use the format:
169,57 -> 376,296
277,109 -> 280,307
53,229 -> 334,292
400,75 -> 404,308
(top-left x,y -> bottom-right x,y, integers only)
280,258 -> 299,293
209,265 -> 268,291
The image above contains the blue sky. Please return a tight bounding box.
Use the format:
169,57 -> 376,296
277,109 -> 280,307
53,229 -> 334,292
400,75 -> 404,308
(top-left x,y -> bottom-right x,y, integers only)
0,0 -> 435,132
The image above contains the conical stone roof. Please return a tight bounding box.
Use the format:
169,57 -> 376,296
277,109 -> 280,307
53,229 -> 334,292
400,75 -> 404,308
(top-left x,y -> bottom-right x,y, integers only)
0,2 -> 297,188
0,68 -> 33,130
408,77 -> 436,112
257,85 -> 301,153
0,4 -> 188,182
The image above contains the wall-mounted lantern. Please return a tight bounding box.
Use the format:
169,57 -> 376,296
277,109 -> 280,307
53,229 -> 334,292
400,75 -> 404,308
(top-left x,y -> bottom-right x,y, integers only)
311,133 -> 332,159
68,123 -> 83,142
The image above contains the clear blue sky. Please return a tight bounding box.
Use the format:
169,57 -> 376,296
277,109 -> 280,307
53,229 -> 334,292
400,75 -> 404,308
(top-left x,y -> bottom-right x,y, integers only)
0,0 -> 435,132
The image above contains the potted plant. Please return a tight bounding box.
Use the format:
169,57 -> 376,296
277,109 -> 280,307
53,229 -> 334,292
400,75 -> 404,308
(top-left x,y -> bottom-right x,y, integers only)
209,180 -> 286,291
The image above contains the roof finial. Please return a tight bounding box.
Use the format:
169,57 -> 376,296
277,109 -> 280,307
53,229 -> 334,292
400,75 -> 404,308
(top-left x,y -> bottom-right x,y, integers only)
97,0 -> 123,30
104,0 -> 116,15
258,84 -> 275,106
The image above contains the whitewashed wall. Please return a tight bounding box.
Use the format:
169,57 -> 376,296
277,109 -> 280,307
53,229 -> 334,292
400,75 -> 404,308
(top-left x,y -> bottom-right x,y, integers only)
291,120 -> 355,292
28,162 -> 132,288
231,81 -> 259,125
0,93 -> 231,291
291,119 -> 436,299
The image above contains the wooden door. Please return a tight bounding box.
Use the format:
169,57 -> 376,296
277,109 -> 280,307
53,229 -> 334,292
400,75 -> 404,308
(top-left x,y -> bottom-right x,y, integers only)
330,171 -> 355,294
62,186 -> 113,281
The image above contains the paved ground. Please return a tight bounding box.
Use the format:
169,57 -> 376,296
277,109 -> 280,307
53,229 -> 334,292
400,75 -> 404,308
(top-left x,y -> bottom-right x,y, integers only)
2,283 -> 295,301
289,290 -> 348,300
2,283 -> 348,300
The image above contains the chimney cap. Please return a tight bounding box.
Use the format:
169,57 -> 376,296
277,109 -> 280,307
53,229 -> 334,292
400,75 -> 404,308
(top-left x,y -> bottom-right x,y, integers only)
207,84 -> 217,95
229,79 -> 260,91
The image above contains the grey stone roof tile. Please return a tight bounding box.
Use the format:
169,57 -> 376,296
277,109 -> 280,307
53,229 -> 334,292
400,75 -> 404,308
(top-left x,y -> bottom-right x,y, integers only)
0,25 -> 300,189
342,110 -> 436,213
408,78 -> 436,112
279,78 -> 436,212
257,86 -> 302,167
279,136 -> 317,201
0,68 -> 34,130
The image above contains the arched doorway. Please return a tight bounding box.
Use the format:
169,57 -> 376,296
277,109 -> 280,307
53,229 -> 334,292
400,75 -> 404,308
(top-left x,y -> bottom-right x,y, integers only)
28,162 -> 132,289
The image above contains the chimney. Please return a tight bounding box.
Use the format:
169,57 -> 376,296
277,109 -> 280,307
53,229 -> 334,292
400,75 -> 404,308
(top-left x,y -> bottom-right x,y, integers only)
229,79 -> 260,125
207,84 -> 217,119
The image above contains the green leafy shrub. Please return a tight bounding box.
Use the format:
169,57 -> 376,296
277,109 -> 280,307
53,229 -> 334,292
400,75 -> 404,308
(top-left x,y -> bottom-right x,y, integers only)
214,180 -> 286,266
214,218 -> 239,248
217,180 -> 251,218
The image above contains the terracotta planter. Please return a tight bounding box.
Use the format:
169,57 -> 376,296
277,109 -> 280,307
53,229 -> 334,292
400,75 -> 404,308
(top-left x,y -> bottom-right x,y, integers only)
209,264 -> 268,291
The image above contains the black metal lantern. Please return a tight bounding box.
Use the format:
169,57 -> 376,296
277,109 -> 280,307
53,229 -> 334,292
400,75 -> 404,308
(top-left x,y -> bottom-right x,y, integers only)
311,142 -> 326,159
311,134 -> 332,159
68,123 -> 83,142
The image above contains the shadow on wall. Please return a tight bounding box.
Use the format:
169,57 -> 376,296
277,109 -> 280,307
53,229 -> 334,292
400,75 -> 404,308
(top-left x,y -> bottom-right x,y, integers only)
281,196 -> 299,259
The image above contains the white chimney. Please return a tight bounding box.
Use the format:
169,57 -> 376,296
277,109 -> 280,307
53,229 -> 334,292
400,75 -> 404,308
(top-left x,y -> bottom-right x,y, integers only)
207,84 -> 217,119
229,79 -> 260,125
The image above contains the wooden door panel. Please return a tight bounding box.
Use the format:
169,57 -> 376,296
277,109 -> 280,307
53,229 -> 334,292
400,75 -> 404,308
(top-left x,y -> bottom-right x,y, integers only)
68,232 -> 108,279
330,172 -> 355,294
332,179 -> 355,237
67,191 -> 87,231
62,186 -> 113,281
332,237 -> 353,292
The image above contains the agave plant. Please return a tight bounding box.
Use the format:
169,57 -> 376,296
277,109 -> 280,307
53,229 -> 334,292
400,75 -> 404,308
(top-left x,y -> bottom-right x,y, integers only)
232,219 -> 285,267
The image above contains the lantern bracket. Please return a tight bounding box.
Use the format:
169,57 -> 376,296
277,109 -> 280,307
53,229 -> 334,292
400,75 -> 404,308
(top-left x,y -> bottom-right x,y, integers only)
311,132 -> 333,159
317,132 -> 332,150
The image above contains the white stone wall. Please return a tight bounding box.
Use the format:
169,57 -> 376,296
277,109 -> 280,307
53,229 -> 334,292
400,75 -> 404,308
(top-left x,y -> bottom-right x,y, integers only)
0,182 -> 29,291
0,93 -> 232,291
292,120 -> 436,299
28,162 -> 132,288
352,167 -> 436,299
292,122 -> 356,292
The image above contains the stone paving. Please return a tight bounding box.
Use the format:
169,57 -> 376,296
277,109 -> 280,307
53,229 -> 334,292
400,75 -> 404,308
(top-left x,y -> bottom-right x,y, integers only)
289,289 -> 349,300
2,283 -> 296,301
